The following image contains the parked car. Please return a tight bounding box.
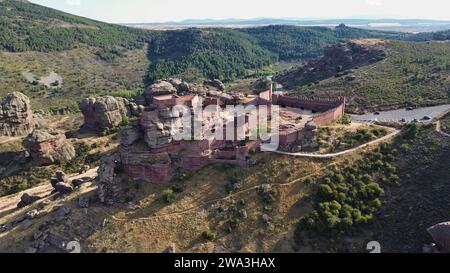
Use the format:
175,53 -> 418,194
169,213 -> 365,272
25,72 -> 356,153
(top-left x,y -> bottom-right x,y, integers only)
422,116 -> 432,121
400,118 -> 406,122
406,107 -> 415,111
374,112 -> 381,115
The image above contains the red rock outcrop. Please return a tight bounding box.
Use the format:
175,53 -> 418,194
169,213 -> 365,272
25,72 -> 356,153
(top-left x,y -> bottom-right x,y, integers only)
79,96 -> 141,134
23,129 -> 76,166
0,92 -> 34,136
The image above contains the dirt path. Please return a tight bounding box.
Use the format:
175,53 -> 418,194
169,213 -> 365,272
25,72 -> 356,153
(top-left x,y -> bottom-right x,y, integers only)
0,136 -> 21,145
105,163 -> 337,222
436,121 -> 450,137
0,168 -> 98,216
270,128 -> 400,158
105,127 -> 400,222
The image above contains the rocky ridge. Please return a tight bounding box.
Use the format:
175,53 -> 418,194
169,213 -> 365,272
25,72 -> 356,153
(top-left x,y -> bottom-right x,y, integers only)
275,41 -> 387,89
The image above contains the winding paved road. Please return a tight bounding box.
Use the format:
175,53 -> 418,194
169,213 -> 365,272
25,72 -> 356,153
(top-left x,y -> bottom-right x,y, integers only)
352,104 -> 450,123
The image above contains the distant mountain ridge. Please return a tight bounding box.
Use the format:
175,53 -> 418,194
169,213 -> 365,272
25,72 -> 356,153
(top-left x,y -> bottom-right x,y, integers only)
127,18 -> 450,33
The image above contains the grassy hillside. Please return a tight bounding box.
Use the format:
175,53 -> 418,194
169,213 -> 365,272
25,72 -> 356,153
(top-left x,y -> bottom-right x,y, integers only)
0,0 -> 149,57
285,40 -> 450,113
0,45 -> 150,110
1,123 -> 448,253
0,0 -> 152,110
372,125 -> 450,252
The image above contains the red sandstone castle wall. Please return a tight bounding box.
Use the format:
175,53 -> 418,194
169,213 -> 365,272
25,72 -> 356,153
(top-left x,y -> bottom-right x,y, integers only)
258,85 -> 273,102
272,95 -> 345,112
153,94 -> 199,109
279,131 -> 300,145
312,102 -> 346,126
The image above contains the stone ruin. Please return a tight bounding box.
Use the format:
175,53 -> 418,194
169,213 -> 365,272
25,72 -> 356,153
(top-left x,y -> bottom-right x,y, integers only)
95,81 -> 347,204
79,96 -> 142,134
23,129 -> 76,166
0,92 -> 34,136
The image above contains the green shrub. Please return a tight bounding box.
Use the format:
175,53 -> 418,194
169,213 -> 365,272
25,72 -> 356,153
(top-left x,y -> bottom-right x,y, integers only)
163,189 -> 176,204
202,230 -> 216,241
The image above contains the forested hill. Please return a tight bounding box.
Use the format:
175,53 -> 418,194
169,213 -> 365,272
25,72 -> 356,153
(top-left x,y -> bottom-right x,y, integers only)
0,0 -> 408,83
146,28 -> 276,82
0,0 -> 150,55
1,0 -> 450,85
145,25 -> 410,82
405,29 -> 450,41
239,24 -> 406,61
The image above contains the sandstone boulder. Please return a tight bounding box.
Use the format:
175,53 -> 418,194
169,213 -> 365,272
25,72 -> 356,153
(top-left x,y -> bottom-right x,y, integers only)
144,80 -> 177,104
205,79 -> 226,91
427,222 -> 450,252
0,92 -> 34,136
169,78 -> 191,93
55,170 -> 67,182
17,193 -> 41,208
54,182 -> 73,195
79,96 -> 139,133
24,129 -> 76,166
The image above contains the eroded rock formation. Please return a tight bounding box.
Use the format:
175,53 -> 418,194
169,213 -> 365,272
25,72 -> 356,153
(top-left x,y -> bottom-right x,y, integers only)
97,153 -> 122,205
79,96 -> 141,133
0,92 -> 34,136
144,78 -> 216,105
23,129 -> 76,166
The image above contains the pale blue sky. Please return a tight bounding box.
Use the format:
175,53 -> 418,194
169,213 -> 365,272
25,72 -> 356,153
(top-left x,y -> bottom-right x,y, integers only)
29,0 -> 450,23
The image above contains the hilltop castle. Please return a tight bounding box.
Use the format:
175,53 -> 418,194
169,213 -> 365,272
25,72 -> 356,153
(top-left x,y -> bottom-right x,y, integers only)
90,81 -> 346,204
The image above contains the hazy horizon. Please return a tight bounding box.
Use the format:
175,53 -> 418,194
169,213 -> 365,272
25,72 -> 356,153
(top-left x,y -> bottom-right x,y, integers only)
28,0 -> 450,24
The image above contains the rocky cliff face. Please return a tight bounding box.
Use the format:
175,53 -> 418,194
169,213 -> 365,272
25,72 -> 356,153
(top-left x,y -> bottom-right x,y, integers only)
23,129 -> 76,166
97,153 -> 122,205
275,41 -> 387,89
79,96 -> 141,134
0,92 -> 34,136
